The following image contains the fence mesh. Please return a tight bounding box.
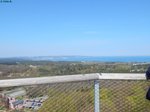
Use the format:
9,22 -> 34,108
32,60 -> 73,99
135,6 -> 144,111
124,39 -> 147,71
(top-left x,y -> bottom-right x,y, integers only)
0,79 -> 150,112
100,80 -> 150,112
0,81 -> 94,112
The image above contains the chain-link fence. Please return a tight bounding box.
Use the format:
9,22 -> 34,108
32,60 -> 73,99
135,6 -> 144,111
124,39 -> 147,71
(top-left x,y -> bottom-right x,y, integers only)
0,81 -> 95,112
100,80 -> 150,112
0,73 -> 150,112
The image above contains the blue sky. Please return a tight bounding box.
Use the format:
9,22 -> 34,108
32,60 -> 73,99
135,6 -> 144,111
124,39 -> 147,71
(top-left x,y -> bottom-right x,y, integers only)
0,0 -> 150,57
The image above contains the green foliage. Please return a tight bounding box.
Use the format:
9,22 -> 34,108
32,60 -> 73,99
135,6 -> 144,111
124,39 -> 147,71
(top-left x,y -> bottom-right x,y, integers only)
100,88 -> 117,112
0,105 -> 5,110
0,62 -> 148,79
125,85 -> 147,112
38,88 -> 94,112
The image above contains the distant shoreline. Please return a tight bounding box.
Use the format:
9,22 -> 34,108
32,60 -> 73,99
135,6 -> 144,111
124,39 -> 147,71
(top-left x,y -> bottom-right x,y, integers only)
1,56 -> 150,63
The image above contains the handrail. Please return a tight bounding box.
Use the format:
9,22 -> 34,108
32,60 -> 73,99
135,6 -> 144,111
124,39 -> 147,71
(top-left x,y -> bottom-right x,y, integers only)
0,73 -> 146,88
0,73 -> 147,112
100,73 -> 146,80
0,73 -> 100,88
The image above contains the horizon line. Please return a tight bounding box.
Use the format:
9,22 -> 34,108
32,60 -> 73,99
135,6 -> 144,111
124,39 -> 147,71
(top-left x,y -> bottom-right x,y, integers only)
0,55 -> 150,58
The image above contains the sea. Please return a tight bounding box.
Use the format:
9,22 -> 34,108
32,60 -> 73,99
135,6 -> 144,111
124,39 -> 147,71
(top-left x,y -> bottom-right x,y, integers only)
1,56 -> 150,63
29,56 -> 150,63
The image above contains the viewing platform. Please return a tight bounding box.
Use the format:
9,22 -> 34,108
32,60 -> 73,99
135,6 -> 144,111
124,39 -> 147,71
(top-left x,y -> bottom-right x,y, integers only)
0,73 -> 148,112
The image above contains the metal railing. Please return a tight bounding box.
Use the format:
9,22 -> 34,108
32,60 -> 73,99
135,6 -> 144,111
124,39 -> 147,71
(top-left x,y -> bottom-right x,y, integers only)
99,73 -> 148,112
0,73 -> 148,112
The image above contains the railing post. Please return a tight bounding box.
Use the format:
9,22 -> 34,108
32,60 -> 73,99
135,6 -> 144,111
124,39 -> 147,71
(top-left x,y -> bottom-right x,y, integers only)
94,80 -> 100,112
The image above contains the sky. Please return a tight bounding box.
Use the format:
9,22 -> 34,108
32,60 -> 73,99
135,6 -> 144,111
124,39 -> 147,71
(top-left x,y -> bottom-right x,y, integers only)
0,0 -> 150,57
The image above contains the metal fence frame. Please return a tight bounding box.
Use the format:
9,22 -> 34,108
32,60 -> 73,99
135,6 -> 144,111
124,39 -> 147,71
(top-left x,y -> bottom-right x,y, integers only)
0,73 -> 146,112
